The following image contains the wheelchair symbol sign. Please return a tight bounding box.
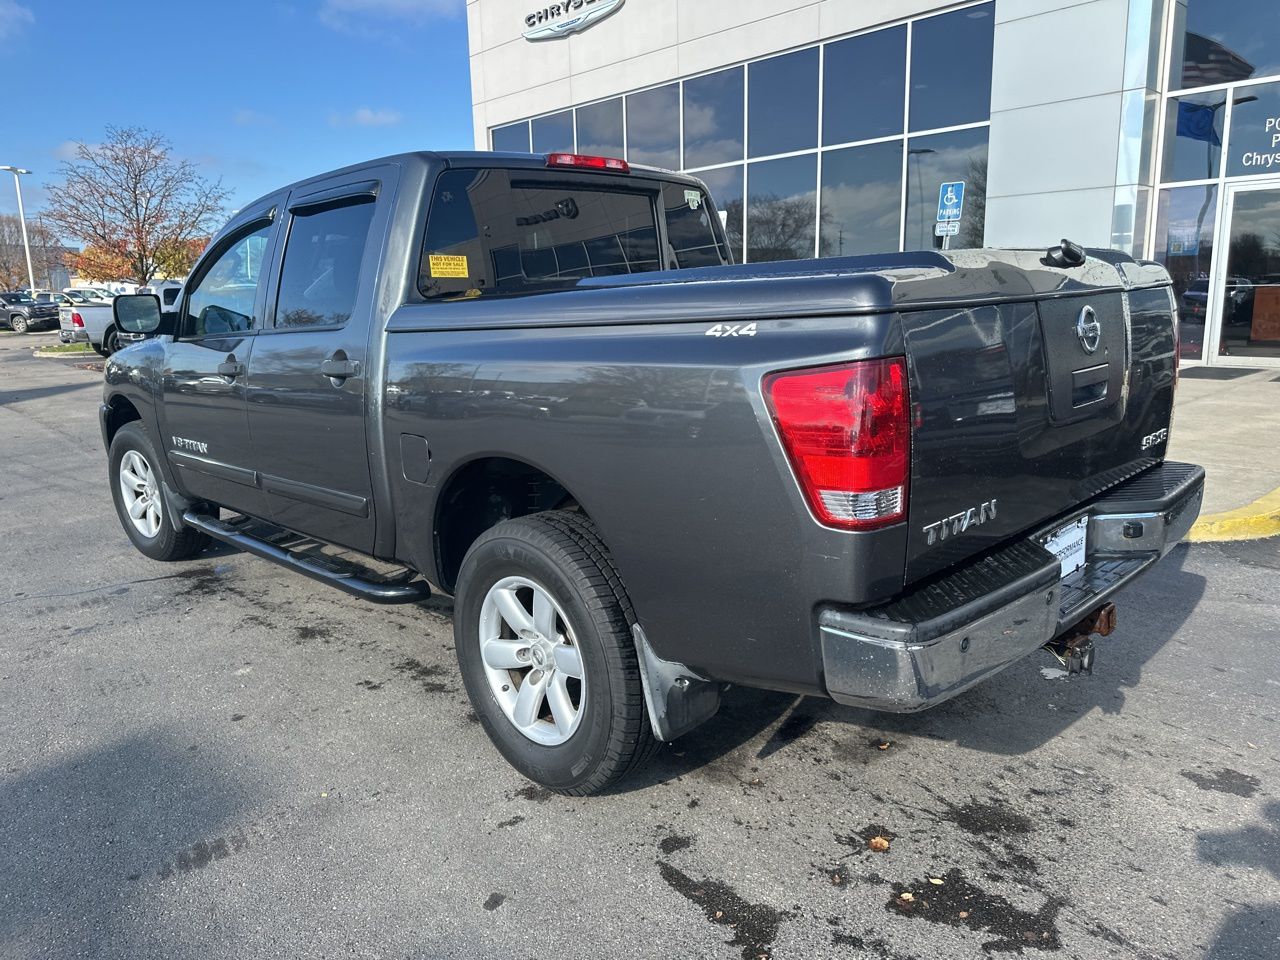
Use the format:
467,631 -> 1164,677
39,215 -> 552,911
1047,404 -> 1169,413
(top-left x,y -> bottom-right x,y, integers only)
937,181 -> 965,222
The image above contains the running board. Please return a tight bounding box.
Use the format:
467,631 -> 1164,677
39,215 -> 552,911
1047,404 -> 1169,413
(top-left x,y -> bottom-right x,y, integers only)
182,511 -> 431,604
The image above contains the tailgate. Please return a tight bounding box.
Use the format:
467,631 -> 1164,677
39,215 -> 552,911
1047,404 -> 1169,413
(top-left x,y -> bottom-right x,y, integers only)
901,257 -> 1177,584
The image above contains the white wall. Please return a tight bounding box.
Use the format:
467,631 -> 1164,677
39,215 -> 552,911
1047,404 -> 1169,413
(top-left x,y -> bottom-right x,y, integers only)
467,0 -> 955,150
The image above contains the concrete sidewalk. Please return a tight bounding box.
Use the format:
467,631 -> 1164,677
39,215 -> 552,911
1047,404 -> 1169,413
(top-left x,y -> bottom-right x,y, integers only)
1168,367 -> 1280,536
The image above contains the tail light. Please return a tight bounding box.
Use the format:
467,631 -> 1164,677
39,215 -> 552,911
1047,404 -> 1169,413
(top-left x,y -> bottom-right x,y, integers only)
546,153 -> 630,173
764,358 -> 910,530
71,312 -> 84,327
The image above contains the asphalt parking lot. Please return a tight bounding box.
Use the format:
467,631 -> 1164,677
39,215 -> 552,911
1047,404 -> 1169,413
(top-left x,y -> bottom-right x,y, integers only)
1,331 -> 1277,960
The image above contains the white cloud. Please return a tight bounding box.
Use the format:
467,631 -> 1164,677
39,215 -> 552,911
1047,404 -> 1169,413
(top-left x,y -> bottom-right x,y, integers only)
0,0 -> 33,40
233,108 -> 274,126
319,0 -> 459,32
329,106 -> 403,128
54,140 -> 82,161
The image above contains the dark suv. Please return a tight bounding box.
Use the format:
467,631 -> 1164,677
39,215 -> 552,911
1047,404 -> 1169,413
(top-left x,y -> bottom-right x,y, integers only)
1,292 -> 59,334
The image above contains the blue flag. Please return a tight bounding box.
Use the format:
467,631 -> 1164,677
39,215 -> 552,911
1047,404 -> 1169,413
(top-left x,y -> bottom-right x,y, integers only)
1176,101 -> 1221,146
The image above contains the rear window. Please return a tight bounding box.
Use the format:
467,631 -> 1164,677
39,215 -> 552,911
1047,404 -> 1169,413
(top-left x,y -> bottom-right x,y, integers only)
419,168 -> 725,299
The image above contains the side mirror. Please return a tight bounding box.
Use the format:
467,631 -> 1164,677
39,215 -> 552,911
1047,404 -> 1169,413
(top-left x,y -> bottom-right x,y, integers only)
113,294 -> 163,334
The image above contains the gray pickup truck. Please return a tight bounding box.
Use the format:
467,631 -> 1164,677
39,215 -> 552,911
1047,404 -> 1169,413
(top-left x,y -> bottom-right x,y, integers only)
101,151 -> 1203,794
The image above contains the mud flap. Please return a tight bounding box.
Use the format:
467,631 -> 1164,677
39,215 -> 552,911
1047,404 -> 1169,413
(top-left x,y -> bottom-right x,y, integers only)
633,624 -> 721,742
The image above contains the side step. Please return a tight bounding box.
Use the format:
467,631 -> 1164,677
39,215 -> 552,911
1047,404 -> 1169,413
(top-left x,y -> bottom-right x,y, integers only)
182,511 -> 432,604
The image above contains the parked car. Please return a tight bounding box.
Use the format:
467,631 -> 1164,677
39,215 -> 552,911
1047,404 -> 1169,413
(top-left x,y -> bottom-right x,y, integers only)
1,291 -> 59,333
100,150 -> 1202,795
138,281 -> 183,312
67,286 -> 117,302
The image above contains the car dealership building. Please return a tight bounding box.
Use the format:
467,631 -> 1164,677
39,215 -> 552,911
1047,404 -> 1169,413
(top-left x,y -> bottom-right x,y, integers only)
466,0 -> 1280,367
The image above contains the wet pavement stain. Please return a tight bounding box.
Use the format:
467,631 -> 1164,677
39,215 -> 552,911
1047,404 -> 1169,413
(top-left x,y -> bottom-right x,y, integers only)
657,860 -> 791,960
658,833 -> 693,855
483,892 -> 506,911
393,657 -> 453,694
497,815 -> 524,829
355,679 -> 384,691
943,800 -> 1035,838
887,869 -> 1061,953
513,784 -> 553,803
1181,767 -> 1261,798
156,832 -> 250,880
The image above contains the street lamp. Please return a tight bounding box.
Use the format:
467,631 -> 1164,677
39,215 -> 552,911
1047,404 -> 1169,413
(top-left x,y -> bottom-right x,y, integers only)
0,165 -> 36,294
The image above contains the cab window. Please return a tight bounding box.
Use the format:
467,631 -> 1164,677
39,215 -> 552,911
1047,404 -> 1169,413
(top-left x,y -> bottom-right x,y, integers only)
183,223 -> 272,337
273,198 -> 376,329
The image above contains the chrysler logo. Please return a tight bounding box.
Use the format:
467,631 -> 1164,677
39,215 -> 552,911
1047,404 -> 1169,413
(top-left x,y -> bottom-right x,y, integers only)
1076,305 -> 1102,354
523,0 -> 625,41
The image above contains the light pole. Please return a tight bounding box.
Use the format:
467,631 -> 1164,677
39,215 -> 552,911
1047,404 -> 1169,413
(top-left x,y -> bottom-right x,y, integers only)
0,166 -> 36,293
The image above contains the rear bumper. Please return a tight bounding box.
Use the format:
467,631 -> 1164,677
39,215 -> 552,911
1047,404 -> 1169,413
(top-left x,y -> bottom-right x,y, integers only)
819,461 -> 1204,712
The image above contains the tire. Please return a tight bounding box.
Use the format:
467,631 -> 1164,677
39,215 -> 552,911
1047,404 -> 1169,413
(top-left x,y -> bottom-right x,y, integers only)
454,510 -> 657,795
101,326 -> 120,354
108,422 -> 209,561
10,314 -> 28,334
91,342 -> 111,358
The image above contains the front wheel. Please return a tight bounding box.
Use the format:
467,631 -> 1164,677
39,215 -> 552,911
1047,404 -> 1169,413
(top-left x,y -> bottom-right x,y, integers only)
453,511 -> 656,795
108,422 -> 209,561
10,314 -> 28,334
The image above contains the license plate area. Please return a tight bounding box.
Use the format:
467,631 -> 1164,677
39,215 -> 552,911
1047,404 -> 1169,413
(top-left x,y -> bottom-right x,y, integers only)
1040,515 -> 1088,578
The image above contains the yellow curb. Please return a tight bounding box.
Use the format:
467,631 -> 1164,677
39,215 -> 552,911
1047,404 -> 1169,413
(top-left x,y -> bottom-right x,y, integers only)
1188,486 -> 1280,542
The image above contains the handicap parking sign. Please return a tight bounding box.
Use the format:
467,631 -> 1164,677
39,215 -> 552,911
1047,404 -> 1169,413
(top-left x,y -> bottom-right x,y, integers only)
937,181 -> 965,222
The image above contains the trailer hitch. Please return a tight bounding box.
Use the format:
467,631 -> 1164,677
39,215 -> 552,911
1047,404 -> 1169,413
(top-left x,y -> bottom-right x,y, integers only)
1044,602 -> 1117,675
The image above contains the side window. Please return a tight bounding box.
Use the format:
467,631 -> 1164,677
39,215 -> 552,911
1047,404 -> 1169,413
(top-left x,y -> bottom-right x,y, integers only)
661,182 -> 729,269
184,223 -> 272,337
274,199 -> 376,329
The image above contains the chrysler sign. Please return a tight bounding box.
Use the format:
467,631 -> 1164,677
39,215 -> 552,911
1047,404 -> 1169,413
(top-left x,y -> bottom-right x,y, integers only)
523,0 -> 625,41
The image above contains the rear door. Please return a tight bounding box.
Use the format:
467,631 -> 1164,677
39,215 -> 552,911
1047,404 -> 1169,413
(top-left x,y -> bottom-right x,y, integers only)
158,198 -> 282,519
242,169 -> 391,553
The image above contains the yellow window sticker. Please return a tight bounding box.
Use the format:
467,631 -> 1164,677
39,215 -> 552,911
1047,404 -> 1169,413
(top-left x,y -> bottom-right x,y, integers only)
429,254 -> 470,278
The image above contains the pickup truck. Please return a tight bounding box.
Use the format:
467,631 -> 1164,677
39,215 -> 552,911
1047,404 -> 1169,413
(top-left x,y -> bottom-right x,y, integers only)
100,150 -> 1204,795
60,301 -> 147,355
2,291 -> 59,333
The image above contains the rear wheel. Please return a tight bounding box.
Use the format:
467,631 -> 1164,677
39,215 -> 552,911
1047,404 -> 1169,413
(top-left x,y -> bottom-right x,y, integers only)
10,314 -> 28,334
453,511 -> 656,795
108,422 -> 209,561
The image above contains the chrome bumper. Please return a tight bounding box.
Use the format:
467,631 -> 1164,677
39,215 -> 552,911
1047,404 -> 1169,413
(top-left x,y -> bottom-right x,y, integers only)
819,461 -> 1204,712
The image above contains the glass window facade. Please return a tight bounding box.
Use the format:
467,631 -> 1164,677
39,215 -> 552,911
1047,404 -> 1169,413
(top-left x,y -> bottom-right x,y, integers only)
531,111 -> 574,154
683,67 -> 743,170
489,1 -> 995,262
576,98 -> 624,157
1170,0 -> 1280,90
823,26 -> 906,146
1153,185 -> 1218,359
491,121 -> 530,153
748,48 -> 819,158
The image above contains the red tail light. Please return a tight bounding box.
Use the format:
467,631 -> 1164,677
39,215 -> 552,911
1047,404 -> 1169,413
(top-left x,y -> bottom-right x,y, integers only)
764,358 -> 910,530
546,153 -> 630,173
71,312 -> 84,327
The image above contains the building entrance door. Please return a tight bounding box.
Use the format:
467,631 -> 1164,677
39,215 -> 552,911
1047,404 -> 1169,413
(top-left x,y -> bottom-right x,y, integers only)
1206,181 -> 1280,365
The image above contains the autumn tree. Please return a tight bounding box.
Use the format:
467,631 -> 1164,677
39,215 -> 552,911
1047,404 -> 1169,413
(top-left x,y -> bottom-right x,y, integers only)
0,214 -> 68,290
43,127 -> 229,286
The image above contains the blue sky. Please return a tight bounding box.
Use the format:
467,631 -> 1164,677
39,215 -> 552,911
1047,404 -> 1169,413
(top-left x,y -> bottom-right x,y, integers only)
1,0 -> 473,221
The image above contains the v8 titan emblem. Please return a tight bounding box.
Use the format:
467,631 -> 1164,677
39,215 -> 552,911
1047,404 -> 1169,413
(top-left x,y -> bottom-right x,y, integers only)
1076,305 -> 1102,354
171,436 -> 208,455
523,0 -> 624,41
923,499 -> 998,546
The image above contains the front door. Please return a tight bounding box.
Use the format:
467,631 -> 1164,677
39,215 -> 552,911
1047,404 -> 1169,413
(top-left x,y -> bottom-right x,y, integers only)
1206,181 -> 1280,364
159,207 -> 280,519
243,172 -> 389,553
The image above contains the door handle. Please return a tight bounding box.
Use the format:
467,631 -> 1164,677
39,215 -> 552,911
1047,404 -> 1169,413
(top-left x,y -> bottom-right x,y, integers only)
320,354 -> 361,381
217,356 -> 245,379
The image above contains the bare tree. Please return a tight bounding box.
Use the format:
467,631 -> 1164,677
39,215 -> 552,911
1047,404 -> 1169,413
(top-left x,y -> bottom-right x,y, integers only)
0,214 -> 67,290
42,127 -> 229,286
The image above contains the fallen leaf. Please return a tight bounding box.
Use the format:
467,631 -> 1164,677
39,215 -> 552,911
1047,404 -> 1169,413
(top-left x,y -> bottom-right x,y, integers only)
868,835 -> 891,853
877,742 -> 891,750
959,911 -> 969,919
714,911 -> 723,919
928,877 -> 944,885
898,892 -> 915,903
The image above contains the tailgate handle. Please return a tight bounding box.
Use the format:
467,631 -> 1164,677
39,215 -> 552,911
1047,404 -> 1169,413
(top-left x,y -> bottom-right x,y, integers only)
1071,363 -> 1109,408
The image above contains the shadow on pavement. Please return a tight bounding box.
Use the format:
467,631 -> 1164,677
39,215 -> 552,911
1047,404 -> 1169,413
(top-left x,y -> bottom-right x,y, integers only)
1201,804 -> 1280,959
0,730 -> 266,957
0,380 -> 101,405
625,544 -> 1206,789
